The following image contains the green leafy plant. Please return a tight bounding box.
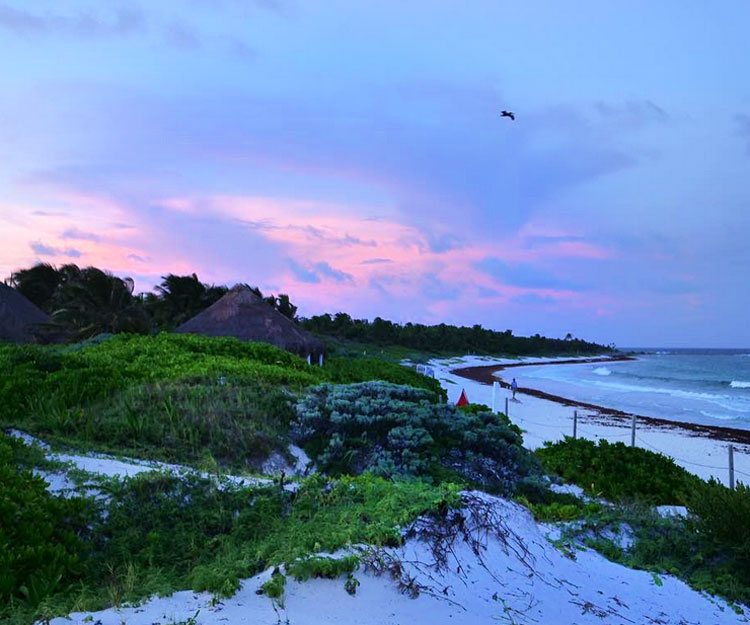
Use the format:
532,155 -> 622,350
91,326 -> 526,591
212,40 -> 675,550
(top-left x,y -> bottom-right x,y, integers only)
536,437 -> 699,504
293,381 -> 539,493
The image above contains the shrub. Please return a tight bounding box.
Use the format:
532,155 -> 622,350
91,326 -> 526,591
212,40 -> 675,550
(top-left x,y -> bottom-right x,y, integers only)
0,334 -> 322,428
54,378 -> 295,469
89,472 -> 459,603
324,357 -> 446,400
535,437 -> 699,504
686,479 -> 750,586
293,381 -> 539,493
0,435 -> 90,612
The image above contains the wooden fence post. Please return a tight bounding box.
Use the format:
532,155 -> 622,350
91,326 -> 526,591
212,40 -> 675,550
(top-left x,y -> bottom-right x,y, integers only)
492,381 -> 499,413
505,397 -> 509,417
573,410 -> 578,439
630,414 -> 637,447
729,445 -> 735,490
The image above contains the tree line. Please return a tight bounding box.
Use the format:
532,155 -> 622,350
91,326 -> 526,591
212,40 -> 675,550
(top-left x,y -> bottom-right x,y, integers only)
301,312 -> 613,355
6,263 -> 613,354
7,263 -> 297,340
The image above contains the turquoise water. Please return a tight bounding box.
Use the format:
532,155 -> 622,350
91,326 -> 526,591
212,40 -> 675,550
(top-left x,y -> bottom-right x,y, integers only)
513,350 -> 750,429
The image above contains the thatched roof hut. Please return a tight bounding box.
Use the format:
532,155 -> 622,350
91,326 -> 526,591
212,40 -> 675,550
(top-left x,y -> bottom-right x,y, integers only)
0,283 -> 52,343
175,285 -> 325,358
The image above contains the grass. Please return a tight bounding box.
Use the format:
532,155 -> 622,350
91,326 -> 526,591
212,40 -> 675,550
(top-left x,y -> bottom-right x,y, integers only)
0,334 -> 444,468
535,437 -> 700,505
1,469 -> 460,625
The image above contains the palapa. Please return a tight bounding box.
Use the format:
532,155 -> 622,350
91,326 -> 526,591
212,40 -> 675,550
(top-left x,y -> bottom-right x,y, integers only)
0,283 -> 53,343
175,285 -> 325,358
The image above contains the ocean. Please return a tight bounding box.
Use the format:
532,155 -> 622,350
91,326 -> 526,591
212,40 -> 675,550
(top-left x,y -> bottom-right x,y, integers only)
511,349 -> 750,429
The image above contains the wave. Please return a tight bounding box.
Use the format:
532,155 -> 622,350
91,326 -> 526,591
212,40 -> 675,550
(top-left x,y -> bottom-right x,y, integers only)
730,381 -> 750,388
593,367 -> 611,376
700,410 -> 743,421
591,380 -> 750,411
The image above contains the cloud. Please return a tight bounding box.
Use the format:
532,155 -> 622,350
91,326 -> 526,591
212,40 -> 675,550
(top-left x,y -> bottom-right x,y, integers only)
31,210 -> 67,217
164,22 -> 201,49
314,261 -> 354,284
476,257 -> 582,291
61,227 -> 100,242
511,293 -> 557,305
126,253 -> 150,263
735,114 -> 750,154
0,4 -> 144,37
361,258 -> 393,264
30,241 -> 82,258
288,260 -> 320,283
594,100 -> 669,126
289,259 -> 354,284
420,272 -> 461,301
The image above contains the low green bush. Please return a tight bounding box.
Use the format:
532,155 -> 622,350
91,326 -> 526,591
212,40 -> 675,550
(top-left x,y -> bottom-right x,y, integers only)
324,357 -> 446,400
40,378 -> 295,469
92,472 -> 459,606
686,479 -> 750,587
0,334 -> 322,428
0,435 -> 91,614
293,381 -> 539,493
535,437 -> 699,504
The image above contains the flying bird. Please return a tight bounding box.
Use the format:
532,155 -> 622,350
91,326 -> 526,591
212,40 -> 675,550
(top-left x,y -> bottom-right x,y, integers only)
500,110 -> 515,120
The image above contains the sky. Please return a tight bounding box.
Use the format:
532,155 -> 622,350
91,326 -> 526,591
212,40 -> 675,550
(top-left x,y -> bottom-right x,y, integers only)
1,1 -> 749,347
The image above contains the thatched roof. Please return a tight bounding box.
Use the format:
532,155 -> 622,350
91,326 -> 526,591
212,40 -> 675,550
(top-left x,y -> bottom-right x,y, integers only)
175,286 -> 325,356
0,283 -> 52,344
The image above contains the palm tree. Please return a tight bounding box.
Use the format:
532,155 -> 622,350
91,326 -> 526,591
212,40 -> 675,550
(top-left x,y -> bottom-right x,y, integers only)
10,263 -> 61,311
51,267 -> 150,339
146,273 -> 227,330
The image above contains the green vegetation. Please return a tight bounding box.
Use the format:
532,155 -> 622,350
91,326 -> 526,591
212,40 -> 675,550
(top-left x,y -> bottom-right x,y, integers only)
9,264 -> 297,338
302,312 -> 613,355
1,465 -> 459,625
0,334 -> 442,465
293,381 -> 540,493
536,437 -> 699,504
0,435 -> 91,615
533,438 -> 750,607
555,489 -> 750,608
55,378 -> 295,469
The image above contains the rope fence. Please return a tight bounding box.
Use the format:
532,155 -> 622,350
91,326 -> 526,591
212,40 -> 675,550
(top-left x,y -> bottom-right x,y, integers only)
489,380 -> 750,488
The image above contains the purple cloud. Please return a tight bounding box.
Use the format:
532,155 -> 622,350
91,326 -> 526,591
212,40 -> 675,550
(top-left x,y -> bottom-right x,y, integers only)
61,227 -> 100,242
30,241 -> 82,258
0,4 -> 144,37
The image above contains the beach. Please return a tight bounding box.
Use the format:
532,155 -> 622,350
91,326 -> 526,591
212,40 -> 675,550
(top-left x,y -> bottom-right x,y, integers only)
432,355 -> 750,487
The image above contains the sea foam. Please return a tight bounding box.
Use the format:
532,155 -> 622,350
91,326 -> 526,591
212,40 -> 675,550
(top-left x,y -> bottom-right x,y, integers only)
593,367 -> 611,376
730,380 -> 750,389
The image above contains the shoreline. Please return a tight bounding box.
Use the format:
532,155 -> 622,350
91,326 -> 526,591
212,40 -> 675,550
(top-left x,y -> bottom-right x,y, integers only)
451,358 -> 750,446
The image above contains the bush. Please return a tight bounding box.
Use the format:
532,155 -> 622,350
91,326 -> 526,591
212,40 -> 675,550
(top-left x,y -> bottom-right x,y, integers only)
324,357 -> 446,401
293,381 -> 539,493
687,479 -> 750,586
535,438 -> 699,504
0,435 -> 90,612
0,334 -> 322,428
88,472 -> 459,604
51,378 -> 295,469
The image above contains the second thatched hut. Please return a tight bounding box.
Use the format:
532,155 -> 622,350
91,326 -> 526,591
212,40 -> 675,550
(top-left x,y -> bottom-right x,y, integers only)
175,285 -> 325,359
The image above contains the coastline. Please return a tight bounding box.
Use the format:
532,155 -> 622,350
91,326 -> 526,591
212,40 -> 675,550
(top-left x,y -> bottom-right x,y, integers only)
451,358 -> 750,446
430,355 -> 750,486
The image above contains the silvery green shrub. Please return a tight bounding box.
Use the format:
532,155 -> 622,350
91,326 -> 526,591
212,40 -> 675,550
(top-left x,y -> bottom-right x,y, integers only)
293,382 -> 539,494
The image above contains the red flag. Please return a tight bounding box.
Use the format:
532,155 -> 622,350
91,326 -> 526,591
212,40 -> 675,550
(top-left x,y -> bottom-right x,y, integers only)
456,389 -> 470,406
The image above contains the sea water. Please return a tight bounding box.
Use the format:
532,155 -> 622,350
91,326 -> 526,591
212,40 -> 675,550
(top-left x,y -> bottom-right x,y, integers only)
512,349 -> 750,429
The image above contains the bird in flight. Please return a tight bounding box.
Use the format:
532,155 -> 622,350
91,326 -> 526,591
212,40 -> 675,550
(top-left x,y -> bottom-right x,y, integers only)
500,110 -> 515,120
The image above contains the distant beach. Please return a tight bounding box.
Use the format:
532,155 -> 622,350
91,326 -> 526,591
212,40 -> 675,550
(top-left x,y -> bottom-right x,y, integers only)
433,355 -> 750,487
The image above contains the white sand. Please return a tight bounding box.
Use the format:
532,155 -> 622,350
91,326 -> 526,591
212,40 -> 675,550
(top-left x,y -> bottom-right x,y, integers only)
11,360 -> 750,625
47,493 -> 747,625
433,355 -> 750,487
